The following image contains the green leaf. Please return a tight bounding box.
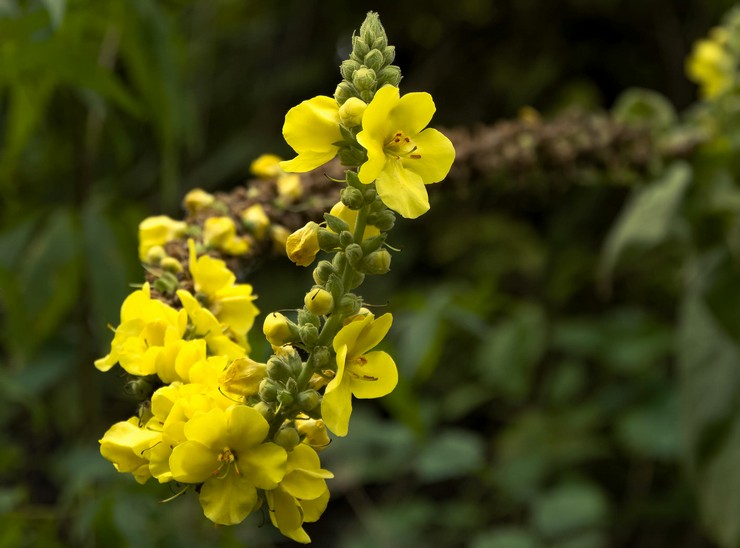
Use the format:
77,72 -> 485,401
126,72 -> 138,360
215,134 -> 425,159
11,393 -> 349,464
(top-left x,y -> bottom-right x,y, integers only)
612,88 -> 677,133
599,162 -> 691,280
41,0 -> 66,29
415,429 -> 485,483
532,481 -> 608,540
471,527 -> 542,548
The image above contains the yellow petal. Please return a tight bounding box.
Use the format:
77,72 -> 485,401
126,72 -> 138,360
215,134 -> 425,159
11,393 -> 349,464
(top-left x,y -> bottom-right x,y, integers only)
281,96 -> 341,172
279,150 -> 339,174
333,313 -> 392,359
359,85 -> 398,143
375,159 -> 429,219
169,440 -> 217,483
269,488 -> 309,542
402,128 -> 455,184
321,345 -> 352,437
226,405 -> 269,450
237,442 -> 288,490
349,350 -> 398,399
280,445 -> 333,500
301,489 -> 330,523
184,408 -> 228,449
199,472 -> 259,525
390,91 -> 436,137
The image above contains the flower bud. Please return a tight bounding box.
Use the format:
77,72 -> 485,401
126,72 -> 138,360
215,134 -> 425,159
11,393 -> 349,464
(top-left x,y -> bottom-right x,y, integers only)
368,209 -> 396,231
348,271 -> 365,290
332,252 -> 347,272
241,204 -> 270,239
160,256 -> 183,274
270,225 -> 291,254
298,308 -> 321,329
340,186 -> 365,210
258,378 -> 279,402
304,287 -> 334,316
360,248 -> 392,275
219,358 -> 267,396
312,346 -> 331,369
340,59 -> 361,81
277,390 -> 295,407
363,49 -> 385,72
274,425 -> 300,450
183,188 -> 215,213
250,154 -> 283,178
324,213 -> 350,234
276,173 -> 303,202
339,97 -> 367,128
297,389 -> 320,412
339,230 -> 354,249
345,243 -> 364,268
144,245 -> 166,265
352,37 -> 370,60
138,215 -> 187,262
363,187 -> 377,203
334,82 -> 355,105
352,67 -> 376,91
382,45 -> 396,65
317,228 -> 340,251
299,323 -> 319,347
253,401 -> 274,421
339,293 -> 362,316
153,272 -> 179,295
361,234 -> 386,255
359,89 -> 374,103
376,65 -> 402,87
263,312 -> 299,347
297,419 -> 331,450
204,216 -> 249,255
286,221 -> 320,267
274,345 -> 303,373
312,260 -> 335,285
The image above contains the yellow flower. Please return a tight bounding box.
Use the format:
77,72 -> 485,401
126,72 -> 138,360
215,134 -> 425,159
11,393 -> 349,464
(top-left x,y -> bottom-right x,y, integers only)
138,216 -> 187,262
176,289 -> 248,359
203,216 -> 250,256
286,221 -> 321,267
356,85 -> 455,219
251,153 -> 284,178
169,405 -> 287,525
251,154 -> 304,201
187,240 -> 259,344
219,357 -> 267,397
279,96 -> 342,173
266,444 -> 333,543
241,204 -> 271,239
296,418 -> 331,451
183,188 -> 215,214
686,35 -> 735,99
321,313 -> 398,436
99,417 -> 162,484
95,283 -> 188,377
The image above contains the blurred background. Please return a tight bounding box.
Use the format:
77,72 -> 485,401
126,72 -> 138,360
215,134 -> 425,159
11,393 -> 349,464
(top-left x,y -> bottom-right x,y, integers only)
1,0 -> 739,546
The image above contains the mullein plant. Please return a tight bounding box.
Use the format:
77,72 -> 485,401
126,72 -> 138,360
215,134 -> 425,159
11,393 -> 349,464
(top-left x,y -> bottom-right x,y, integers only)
96,12 -> 454,544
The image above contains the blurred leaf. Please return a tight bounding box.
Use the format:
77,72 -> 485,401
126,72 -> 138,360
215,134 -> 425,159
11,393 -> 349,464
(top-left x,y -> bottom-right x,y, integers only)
599,162 -> 691,280
472,527 -> 542,548
475,303 -> 546,401
699,249 -> 740,344
532,481 -> 608,541
415,429 -> 485,483
41,0 -> 66,28
616,389 -> 680,459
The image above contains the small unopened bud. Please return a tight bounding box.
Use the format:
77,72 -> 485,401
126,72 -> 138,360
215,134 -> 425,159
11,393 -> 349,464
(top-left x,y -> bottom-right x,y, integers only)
312,346 -> 331,369
334,82 -> 355,105
352,67 -> 376,91
360,248 -> 392,275
359,89 -> 374,103
241,204 -> 270,239
258,378 -> 279,402
298,308 -> 321,329
339,230 -> 354,248
274,425 -> 300,450
317,228 -> 340,251
153,272 -> 179,295
304,287 -> 334,316
368,209 -> 396,231
263,312 -> 299,347
253,401 -> 274,421
286,221 -> 320,267
297,389 -> 320,412
348,271 -> 365,290
339,97 -> 367,128
340,59 -> 361,81
274,345 -> 303,374
277,390 -> 295,407
345,243 -> 364,268
340,186 -> 365,209
160,256 -> 183,274
352,37 -> 370,60
219,357 -> 267,396
313,260 -> 335,285
324,213 -> 350,234
183,188 -> 215,213
376,65 -> 402,87
270,225 -> 291,254
266,356 -> 293,383
145,245 -> 166,265
299,323 -> 319,347
382,45 -> 396,65
363,49 -> 385,72
339,294 -> 362,316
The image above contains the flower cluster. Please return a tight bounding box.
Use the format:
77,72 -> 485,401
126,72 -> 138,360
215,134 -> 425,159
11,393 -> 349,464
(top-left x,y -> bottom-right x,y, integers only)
686,8 -> 740,100
96,11 -> 454,543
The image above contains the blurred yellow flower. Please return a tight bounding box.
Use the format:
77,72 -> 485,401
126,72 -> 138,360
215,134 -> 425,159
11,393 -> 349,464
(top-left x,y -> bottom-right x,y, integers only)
138,215 -> 187,262
686,31 -> 735,99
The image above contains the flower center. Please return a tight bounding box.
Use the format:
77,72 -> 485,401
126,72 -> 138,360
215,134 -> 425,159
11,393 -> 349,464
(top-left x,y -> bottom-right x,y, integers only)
214,447 -> 240,478
348,355 -> 378,381
385,131 -> 422,160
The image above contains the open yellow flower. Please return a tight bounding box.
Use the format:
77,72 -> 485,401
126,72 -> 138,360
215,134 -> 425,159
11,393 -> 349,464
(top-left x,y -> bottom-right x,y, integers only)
321,313 -> 398,436
169,405 -> 287,525
279,96 -> 342,173
356,85 -> 455,219
99,417 -> 162,484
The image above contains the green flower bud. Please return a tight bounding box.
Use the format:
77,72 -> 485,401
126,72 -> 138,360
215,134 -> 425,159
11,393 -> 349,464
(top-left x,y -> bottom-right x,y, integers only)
332,252 -> 347,272
313,260 -> 335,285
339,230 -> 354,249
346,170 -> 362,188
363,187 -> 377,203
360,12 -> 386,47
300,323 -> 319,347
359,89 -> 374,103
263,312 -> 300,347
317,228 -> 340,251
382,45 -> 396,65
312,346 -> 331,369
376,65 -> 402,87
274,425 -> 300,450
277,390 -> 295,407
352,67 -> 376,91
304,287 -> 334,316
339,97 -> 367,128
274,345 -> 304,375
340,186 -> 365,210
298,308 -> 321,329
267,356 -> 293,383
371,35 -> 388,51
145,245 -> 166,265
340,59 -> 361,81
352,37 -> 370,60
360,248 -> 392,275
339,293 -> 363,316
348,271 -> 365,290
258,378 -> 279,402
326,273 -> 345,303
297,389 -> 320,412
334,82 -> 355,105
253,401 -> 274,421
364,49 -> 385,72
368,209 -> 396,231
361,234 -> 386,255
324,213 -> 350,234
345,243 -> 364,268
153,272 -> 179,295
